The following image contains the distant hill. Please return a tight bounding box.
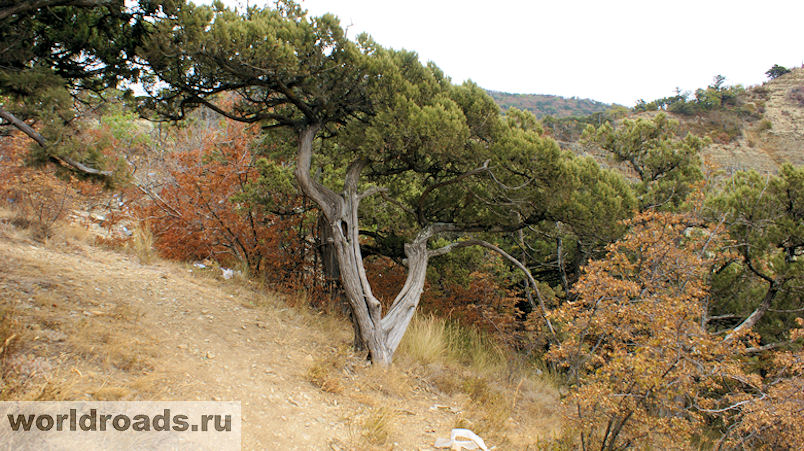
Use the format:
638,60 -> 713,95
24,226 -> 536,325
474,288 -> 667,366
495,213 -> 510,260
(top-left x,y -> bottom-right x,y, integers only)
487,90 -> 613,118
549,67 -> 804,174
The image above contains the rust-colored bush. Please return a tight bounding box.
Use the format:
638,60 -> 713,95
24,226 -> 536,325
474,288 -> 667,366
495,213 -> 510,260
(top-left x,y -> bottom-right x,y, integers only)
135,120 -> 310,289
365,255 -> 523,346
0,132 -> 103,240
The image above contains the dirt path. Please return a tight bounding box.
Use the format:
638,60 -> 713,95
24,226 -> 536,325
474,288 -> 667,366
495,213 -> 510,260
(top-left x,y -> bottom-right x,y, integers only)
1,231 -> 535,450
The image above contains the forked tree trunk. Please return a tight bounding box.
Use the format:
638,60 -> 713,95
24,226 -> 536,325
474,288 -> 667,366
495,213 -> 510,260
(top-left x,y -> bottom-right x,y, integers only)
292,124 -> 556,364
294,124 -> 432,365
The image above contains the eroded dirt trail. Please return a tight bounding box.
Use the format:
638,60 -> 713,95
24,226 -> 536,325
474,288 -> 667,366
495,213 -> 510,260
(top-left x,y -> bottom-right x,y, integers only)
0,234 -> 476,450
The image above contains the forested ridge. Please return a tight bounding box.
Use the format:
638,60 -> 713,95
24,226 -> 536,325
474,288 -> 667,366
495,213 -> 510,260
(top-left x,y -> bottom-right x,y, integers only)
488,90 -> 613,118
1,1 -> 802,449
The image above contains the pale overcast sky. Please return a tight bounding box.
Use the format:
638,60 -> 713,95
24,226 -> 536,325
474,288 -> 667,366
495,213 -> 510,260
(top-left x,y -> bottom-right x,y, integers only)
223,0 -> 804,106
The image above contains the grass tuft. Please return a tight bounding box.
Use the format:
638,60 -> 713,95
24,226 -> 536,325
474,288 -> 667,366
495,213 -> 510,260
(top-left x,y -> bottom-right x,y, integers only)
0,307 -> 23,400
397,314 -> 446,365
306,347 -> 348,394
399,313 -> 506,374
55,221 -> 93,243
361,406 -> 395,446
128,221 -> 155,264
461,376 -> 512,435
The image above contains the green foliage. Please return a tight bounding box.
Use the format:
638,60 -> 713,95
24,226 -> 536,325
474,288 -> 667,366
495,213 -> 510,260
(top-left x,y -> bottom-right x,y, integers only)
633,91 -> 688,113
139,1 -> 373,128
540,107 -> 629,143
632,77 -> 760,145
99,107 -> 152,149
766,64 -> 791,79
235,157 -> 299,215
582,112 -> 707,211
503,107 -> 543,134
689,78 -> 745,112
138,0 -> 635,269
0,1 -> 159,97
706,164 -> 804,343
138,0 -> 639,364
0,1 -> 168,174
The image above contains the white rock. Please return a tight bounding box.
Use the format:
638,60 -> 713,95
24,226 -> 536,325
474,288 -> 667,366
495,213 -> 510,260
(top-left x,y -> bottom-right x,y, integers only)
434,429 -> 489,450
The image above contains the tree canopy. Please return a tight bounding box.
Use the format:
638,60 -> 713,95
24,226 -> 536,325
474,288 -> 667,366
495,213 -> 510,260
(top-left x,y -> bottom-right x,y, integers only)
582,112 -> 707,211
766,64 -> 791,79
136,0 -> 635,364
0,0 -> 170,175
1,0 -> 802,446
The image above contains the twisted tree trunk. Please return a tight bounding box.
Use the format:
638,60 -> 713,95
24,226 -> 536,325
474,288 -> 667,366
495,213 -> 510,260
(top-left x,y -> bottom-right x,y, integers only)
293,124 -> 561,364
293,124 -> 438,365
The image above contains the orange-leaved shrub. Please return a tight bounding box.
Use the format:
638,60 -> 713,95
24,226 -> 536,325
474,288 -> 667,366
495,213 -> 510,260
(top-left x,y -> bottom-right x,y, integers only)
136,120 -> 310,288
721,317 -> 804,450
546,211 -> 755,449
424,267 -> 522,343
365,255 -> 524,346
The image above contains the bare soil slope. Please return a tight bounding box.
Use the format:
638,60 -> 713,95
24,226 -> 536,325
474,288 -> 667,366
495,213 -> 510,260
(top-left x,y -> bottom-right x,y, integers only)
696,68 -> 804,172
0,224 -> 559,449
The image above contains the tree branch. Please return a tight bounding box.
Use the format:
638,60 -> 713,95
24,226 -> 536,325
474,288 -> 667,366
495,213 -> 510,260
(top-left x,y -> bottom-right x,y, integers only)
358,186 -> 385,201
0,106 -> 47,147
0,106 -> 112,176
416,159 -> 489,225
293,123 -> 340,220
744,340 -> 793,354
428,238 -> 559,344
724,278 -> 780,341
0,0 -> 112,21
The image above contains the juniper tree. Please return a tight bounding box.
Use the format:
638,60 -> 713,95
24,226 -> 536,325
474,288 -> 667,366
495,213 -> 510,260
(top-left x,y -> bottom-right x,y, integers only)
140,1 -> 633,364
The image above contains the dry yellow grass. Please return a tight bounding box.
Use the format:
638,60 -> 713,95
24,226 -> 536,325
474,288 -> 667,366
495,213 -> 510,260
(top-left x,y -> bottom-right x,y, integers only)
127,221 -> 155,264
459,377 -> 512,438
0,215 -> 561,448
0,307 -> 19,356
1,205 -> 94,246
0,206 -> 16,223
54,221 -> 93,243
360,406 -> 395,446
306,349 -> 346,394
394,312 -> 563,445
397,314 -> 446,365
398,313 -> 506,373
0,306 -> 22,398
0,276 -> 165,402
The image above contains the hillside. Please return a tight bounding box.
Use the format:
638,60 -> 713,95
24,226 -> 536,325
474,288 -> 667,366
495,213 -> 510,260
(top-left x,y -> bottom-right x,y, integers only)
0,217 -> 560,450
2,2 -> 803,448
552,67 -> 804,174
703,67 -> 804,172
487,90 -> 612,118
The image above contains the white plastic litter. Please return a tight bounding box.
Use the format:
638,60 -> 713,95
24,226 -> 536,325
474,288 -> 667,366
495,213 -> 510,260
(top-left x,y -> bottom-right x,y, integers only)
221,268 -> 234,279
434,428 -> 489,450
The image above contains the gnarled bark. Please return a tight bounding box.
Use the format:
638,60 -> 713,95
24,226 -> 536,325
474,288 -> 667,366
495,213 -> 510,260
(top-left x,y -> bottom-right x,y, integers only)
293,125 -> 449,365
293,125 -> 544,365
